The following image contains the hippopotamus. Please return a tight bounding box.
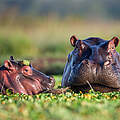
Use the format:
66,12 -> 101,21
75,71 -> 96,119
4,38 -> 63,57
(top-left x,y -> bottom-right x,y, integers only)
0,56 -> 55,95
62,36 -> 120,93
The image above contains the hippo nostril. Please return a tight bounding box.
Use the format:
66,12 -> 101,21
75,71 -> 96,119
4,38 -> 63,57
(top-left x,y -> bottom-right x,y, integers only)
48,83 -> 52,87
49,76 -> 54,82
48,76 -> 55,86
49,76 -> 53,80
82,59 -> 90,65
85,60 -> 89,64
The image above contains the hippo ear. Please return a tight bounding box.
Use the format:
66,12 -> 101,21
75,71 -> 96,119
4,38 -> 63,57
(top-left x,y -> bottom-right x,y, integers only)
4,60 -> 14,70
10,56 -> 14,61
110,37 -> 119,48
107,37 -> 119,50
70,35 -> 78,47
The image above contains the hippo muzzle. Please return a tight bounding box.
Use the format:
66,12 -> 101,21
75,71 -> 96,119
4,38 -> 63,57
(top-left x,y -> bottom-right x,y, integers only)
62,36 -> 120,92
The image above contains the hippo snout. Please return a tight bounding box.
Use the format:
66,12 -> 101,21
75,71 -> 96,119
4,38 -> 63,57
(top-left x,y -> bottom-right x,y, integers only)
41,76 -> 55,91
48,76 -> 55,89
81,59 -> 98,76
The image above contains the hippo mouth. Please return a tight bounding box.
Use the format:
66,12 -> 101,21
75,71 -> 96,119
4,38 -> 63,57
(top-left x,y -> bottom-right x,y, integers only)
71,83 -> 120,93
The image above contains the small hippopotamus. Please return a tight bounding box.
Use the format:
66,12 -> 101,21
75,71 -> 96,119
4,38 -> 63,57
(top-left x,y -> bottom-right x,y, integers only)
0,56 -> 55,95
62,36 -> 120,93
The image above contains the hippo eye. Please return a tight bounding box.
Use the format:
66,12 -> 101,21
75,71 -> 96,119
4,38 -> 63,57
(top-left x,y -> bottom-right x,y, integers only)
24,69 -> 28,72
108,49 -> 110,53
81,44 -> 85,49
22,66 -> 32,76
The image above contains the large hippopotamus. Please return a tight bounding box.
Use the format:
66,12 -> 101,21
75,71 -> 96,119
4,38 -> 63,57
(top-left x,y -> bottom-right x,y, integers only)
62,36 -> 120,92
0,56 -> 55,95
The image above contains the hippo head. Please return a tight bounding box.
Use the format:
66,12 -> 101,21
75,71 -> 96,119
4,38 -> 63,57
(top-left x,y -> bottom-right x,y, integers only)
62,36 -> 120,92
0,56 -> 55,95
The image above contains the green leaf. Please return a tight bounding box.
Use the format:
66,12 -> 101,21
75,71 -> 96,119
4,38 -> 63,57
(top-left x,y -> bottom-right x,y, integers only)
23,60 -> 30,66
